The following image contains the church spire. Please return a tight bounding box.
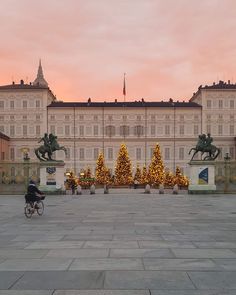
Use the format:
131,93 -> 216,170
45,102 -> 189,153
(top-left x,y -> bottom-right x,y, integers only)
33,59 -> 48,87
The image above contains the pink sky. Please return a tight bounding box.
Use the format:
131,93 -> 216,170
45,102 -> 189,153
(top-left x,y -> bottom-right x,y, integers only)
0,0 -> 236,102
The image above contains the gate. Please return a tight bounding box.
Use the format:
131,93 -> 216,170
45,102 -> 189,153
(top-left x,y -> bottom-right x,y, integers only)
215,160 -> 236,193
0,161 -> 40,194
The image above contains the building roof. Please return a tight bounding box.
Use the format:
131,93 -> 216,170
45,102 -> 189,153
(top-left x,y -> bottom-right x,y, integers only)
0,82 -> 48,90
191,80 -> 236,101
0,132 -> 10,141
48,100 -> 201,109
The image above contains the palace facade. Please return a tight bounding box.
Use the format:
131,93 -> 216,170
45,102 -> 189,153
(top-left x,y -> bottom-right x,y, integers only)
0,62 -> 236,176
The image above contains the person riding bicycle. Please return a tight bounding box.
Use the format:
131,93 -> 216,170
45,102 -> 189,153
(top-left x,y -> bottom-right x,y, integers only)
25,180 -> 43,208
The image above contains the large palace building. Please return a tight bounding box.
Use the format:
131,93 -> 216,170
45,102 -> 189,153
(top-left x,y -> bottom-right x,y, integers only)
0,62 -> 236,176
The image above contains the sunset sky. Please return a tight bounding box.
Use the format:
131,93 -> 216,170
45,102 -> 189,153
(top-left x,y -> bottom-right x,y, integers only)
0,0 -> 236,102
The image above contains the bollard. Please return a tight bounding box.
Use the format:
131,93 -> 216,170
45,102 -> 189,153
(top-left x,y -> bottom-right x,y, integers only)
145,184 -> 151,194
159,183 -> 165,194
173,184 -> 179,194
90,184 -> 95,194
77,185 -> 82,195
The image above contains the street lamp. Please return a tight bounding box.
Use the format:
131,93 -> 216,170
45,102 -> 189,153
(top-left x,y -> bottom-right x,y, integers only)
224,152 -> 231,193
171,100 -> 176,172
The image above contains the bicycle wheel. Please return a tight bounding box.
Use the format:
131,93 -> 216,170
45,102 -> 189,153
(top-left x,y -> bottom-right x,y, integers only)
24,203 -> 33,218
36,200 -> 44,216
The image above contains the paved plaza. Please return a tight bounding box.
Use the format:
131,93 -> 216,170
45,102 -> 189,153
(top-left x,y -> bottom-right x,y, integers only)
0,189 -> 236,294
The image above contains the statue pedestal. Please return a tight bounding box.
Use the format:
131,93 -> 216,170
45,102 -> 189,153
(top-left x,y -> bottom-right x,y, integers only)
39,161 -> 65,193
188,161 -> 216,194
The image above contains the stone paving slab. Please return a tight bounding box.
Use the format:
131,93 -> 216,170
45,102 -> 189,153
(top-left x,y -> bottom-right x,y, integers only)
0,271 -> 24,289
53,291 -> 149,295
138,240 -> 196,248
26,241 -> 84,249
104,270 -> 195,289
188,271 -> 236,289
110,248 -> 174,258
213,258 -> 236,270
172,248 -> 236,258
0,291 -> 53,295
11,271 -> 105,290
46,249 -> 109,258
69,258 -> 143,270
150,291 -> 236,295
0,249 -> 48,259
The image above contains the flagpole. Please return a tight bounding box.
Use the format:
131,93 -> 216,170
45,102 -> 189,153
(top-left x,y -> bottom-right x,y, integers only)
123,73 -> 126,102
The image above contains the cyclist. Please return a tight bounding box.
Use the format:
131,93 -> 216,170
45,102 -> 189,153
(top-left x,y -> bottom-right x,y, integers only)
25,180 -> 43,208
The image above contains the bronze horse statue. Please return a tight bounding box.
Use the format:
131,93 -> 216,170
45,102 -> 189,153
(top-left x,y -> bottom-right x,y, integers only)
35,133 -> 67,161
189,133 -> 220,161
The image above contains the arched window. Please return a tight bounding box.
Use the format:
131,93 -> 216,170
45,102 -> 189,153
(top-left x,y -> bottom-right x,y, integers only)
120,125 -> 129,136
134,125 -> 144,137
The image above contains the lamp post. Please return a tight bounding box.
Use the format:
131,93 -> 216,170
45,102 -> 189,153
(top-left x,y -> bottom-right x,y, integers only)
224,152 -> 231,193
172,101 -> 176,172
21,147 -> 30,190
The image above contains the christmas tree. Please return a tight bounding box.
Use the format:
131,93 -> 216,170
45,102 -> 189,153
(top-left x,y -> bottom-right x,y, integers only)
175,166 -> 189,187
141,166 -> 149,185
164,169 -> 175,188
148,143 -> 165,186
114,143 -> 133,185
134,165 -> 142,183
95,153 -> 111,185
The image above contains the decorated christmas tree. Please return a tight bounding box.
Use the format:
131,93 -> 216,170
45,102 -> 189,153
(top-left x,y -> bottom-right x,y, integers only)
175,166 -> 189,187
164,169 -> 175,188
114,143 -> 133,185
148,143 -> 165,186
95,153 -> 111,185
141,166 -> 149,185
134,165 -> 142,183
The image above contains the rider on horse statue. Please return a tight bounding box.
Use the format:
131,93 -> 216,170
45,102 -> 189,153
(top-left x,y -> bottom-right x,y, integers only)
35,133 -> 67,161
189,133 -> 220,161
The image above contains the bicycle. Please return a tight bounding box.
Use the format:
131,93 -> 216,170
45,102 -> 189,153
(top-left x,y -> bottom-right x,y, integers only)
24,195 -> 45,218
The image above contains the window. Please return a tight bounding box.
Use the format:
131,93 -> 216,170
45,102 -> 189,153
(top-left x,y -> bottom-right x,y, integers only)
79,125 -> 84,136
151,125 -> 156,136
105,125 -> 115,137
206,125 -> 211,134
22,115 -> 27,121
122,115 -> 127,121
79,115 -> 84,120
65,125 -> 70,136
164,147 -> 170,160
36,125 -> 40,136
10,115 -> 14,121
179,147 -> 184,160
137,115 -> 141,121
206,100 -> 211,108
0,126 -> 4,133
10,101 -> 14,109
180,115 -> 184,121
218,114 -> 223,121
206,114 -> 211,120
0,101 -> 4,108
179,125 -> 184,135
165,125 -> 170,135
230,114 -> 234,121
79,148 -> 84,160
93,125 -> 98,136
151,115 -> 155,121
218,125 -> 223,135
229,147 -> 234,159
65,147 -> 70,159
36,100 -> 40,108
36,114 -> 40,121
120,125 -> 129,136
230,100 -> 234,108
194,125 -> 199,136
50,125 -> 55,134
219,100 -> 223,109
194,115 -> 199,121
165,114 -> 170,120
108,115 -> 113,121
108,148 -> 113,160
10,148 -> 15,160
94,115 -> 98,121
134,125 -> 144,137
94,148 -> 99,160
65,115 -> 70,121
22,100 -> 27,108
50,115 -> 55,121
136,148 -> 141,160
0,116 -> 3,121
230,125 -> 234,135
10,125 -> 15,136
23,125 -> 27,136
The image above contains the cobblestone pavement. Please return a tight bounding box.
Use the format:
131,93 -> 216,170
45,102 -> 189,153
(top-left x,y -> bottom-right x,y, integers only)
0,189 -> 236,294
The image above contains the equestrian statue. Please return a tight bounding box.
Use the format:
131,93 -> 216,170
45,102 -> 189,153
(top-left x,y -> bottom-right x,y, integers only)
189,133 -> 220,161
35,133 -> 67,161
